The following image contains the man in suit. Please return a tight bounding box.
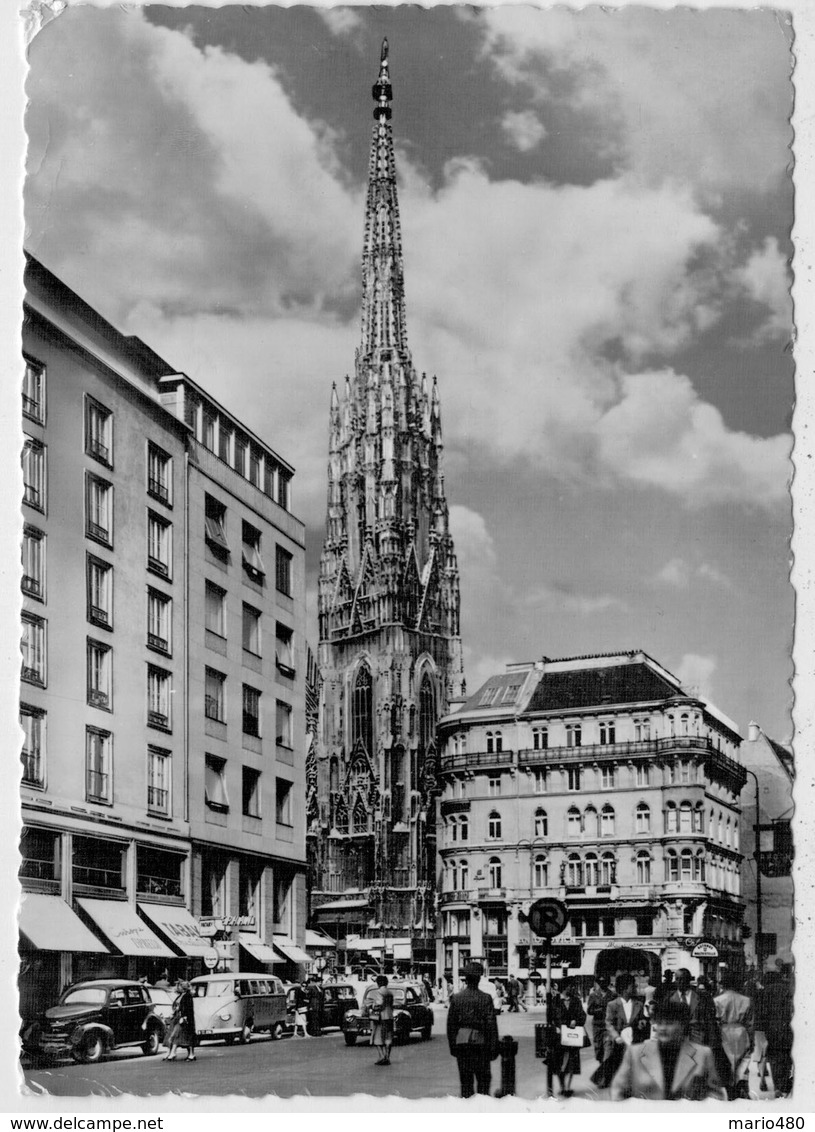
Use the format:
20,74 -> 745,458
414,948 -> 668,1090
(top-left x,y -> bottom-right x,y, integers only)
587,976 -> 615,1086
596,974 -> 647,1087
446,962 -> 500,1098
612,1000 -> 726,1101
671,968 -> 717,1046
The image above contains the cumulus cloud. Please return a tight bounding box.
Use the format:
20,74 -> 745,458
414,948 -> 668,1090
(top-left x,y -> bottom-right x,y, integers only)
734,237 -> 792,342
501,109 -> 547,152
656,558 -> 732,590
317,8 -> 365,37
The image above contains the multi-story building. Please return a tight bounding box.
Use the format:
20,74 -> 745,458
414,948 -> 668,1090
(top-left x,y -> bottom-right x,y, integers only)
435,651 -> 747,992
19,255 -> 308,1021
308,42 -> 465,971
738,722 -> 794,971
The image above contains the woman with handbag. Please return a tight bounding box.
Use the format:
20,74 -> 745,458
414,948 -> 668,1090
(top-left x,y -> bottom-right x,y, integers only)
163,980 -> 197,1062
549,981 -> 588,1098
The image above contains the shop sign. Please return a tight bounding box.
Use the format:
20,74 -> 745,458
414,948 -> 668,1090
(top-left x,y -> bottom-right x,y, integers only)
692,942 -> 719,959
203,947 -> 219,970
197,914 -> 256,935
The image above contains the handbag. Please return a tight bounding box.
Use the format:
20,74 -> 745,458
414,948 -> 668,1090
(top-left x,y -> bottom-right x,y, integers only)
560,1024 -> 586,1048
455,1026 -> 486,1047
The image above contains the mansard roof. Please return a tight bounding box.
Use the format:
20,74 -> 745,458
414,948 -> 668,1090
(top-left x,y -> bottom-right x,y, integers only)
524,661 -> 681,714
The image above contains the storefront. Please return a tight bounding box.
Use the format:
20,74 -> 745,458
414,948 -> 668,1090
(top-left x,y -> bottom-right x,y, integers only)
75,897 -> 175,979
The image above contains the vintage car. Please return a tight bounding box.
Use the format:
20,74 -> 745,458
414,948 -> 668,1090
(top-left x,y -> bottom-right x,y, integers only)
284,982 -> 359,1034
341,982 -> 433,1046
23,979 -> 166,1063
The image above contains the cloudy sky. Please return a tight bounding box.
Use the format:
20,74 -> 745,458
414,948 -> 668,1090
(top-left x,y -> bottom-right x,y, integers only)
24,4 -> 795,739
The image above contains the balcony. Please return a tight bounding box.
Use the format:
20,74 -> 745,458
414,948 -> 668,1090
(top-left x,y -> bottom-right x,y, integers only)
88,689 -> 110,709
440,799 -> 471,816
87,437 -> 110,463
147,785 -> 169,815
440,749 -> 515,773
439,889 -> 472,906
22,574 -> 42,599
148,633 -> 169,653
477,887 -> 507,902
148,477 -> 170,504
86,769 -> 110,803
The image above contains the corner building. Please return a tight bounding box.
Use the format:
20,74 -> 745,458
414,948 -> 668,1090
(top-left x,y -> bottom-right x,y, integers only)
19,256 -> 308,1021
310,42 -> 464,969
436,651 -> 747,992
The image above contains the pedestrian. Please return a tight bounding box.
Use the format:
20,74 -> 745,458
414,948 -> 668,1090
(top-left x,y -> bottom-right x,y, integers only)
436,976 -> 448,1005
446,962 -> 500,1098
749,976 -> 769,1092
306,975 -> 323,1036
549,980 -> 588,1098
155,969 -> 171,989
762,970 -> 793,1097
422,973 -> 435,1001
652,969 -> 674,1007
506,973 -> 525,1013
671,968 -> 715,1046
587,975 -> 614,1086
292,983 -> 310,1038
714,971 -> 754,1100
367,974 -> 394,1066
611,1000 -> 726,1100
163,980 -> 197,1062
599,974 -> 647,1087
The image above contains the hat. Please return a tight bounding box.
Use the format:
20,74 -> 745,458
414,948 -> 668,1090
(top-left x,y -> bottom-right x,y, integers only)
463,962 -> 484,983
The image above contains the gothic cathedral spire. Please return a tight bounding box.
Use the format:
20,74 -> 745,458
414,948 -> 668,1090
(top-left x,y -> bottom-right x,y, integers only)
310,43 -> 465,962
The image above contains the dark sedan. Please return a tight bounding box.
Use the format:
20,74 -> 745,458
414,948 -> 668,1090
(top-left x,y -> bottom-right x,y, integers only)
342,982 -> 433,1046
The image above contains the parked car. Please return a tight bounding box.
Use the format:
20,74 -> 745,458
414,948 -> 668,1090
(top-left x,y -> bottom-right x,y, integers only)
283,982 -> 360,1035
23,979 -> 165,1063
342,981 -> 433,1046
190,973 -> 288,1044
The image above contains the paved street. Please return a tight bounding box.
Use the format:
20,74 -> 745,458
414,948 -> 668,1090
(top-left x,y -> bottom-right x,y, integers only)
23,1006 -> 779,1102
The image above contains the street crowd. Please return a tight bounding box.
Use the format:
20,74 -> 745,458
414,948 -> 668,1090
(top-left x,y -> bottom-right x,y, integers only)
444,962 -> 793,1101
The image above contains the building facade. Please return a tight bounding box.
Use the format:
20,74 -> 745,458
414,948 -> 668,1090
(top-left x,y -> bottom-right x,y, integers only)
20,256 -> 308,1022
435,651 -> 747,991
309,42 -> 464,969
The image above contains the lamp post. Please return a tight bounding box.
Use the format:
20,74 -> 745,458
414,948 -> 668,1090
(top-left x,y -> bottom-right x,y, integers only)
515,837 -> 548,997
743,768 -> 763,972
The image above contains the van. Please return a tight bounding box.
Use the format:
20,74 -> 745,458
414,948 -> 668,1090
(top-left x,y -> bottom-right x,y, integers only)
190,974 -> 288,1044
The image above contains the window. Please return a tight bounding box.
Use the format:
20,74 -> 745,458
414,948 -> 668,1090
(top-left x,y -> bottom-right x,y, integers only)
241,604 -> 261,655
567,807 -> 582,837
87,639 -> 112,709
23,357 -> 45,422
488,857 -> 502,888
600,766 -> 615,789
636,803 -> 651,834
242,685 -> 261,737
275,622 -> 294,675
566,854 -> 583,886
86,727 -> 112,803
664,850 -> 679,883
534,808 -> 548,837
22,527 -> 45,600
20,706 -> 45,787
634,719 -> 651,742
448,859 -> 458,889
532,726 -> 548,750
479,686 -> 498,706
502,682 -> 522,704
276,778 -> 292,825
334,797 -> 348,833
242,521 -> 265,582
459,815 -> 469,841
695,852 -> 705,882
665,803 -> 679,833
22,438 -> 45,511
352,667 -> 373,755
583,853 -> 598,886
565,723 -> 582,747
202,408 -> 216,452
680,713 -> 690,736
147,746 -> 171,815
277,471 -> 291,511
147,511 -> 172,577
567,767 -> 581,791
276,700 -> 292,747
636,852 -> 651,884
448,817 -> 458,843
21,613 -> 46,685
665,762 -> 675,785
249,447 -> 262,488
533,769 -> 547,794
599,721 -> 616,745
183,389 -> 199,432
205,582 -> 226,637
488,811 -> 502,840
85,474 -> 112,544
679,760 -> 692,783
460,859 -> 469,889
205,755 -> 228,810
275,546 -> 292,595
635,764 -> 649,786
600,852 -> 615,886
204,495 -> 229,557
147,589 -> 171,653
147,442 -> 172,505
601,805 -> 615,837
583,805 -> 598,838
147,665 -> 171,729
533,855 -> 548,888
218,421 -> 232,463
680,802 -> 693,833
486,731 -> 503,754
85,398 -> 112,465
242,767 -> 261,818
205,668 -> 226,722
234,434 -> 247,476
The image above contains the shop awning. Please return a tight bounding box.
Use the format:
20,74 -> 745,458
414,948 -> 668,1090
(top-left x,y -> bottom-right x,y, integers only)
19,894 -> 109,953
238,934 -> 279,965
137,903 -> 212,957
313,898 -> 369,913
305,929 -> 336,948
76,898 -> 174,957
272,936 -> 311,964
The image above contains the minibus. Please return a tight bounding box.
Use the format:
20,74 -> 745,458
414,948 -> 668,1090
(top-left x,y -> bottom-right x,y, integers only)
191,973 -> 288,1044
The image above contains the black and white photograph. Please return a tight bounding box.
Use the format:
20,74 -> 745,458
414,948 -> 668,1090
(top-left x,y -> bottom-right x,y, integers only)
7,0 -> 808,1112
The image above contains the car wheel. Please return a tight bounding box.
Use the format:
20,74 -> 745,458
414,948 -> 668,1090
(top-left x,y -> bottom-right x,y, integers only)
223,1034 -> 236,1046
421,1023 -> 432,1041
239,1020 -> 254,1044
270,1022 -> 284,1041
76,1033 -> 106,1064
142,1026 -> 162,1056
344,1034 -> 357,1046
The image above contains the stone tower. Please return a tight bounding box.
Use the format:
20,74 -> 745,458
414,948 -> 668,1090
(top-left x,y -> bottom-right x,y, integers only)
308,41 -> 464,968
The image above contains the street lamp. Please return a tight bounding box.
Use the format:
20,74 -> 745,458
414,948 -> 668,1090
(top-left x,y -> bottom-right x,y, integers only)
742,767 -> 763,971
515,838 -> 548,989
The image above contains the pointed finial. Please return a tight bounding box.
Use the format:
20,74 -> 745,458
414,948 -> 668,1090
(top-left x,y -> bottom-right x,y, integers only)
373,38 -> 392,117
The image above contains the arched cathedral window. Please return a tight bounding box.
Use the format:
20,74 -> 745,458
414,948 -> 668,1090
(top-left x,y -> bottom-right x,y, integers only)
419,675 -> 435,751
352,666 -> 374,755
334,797 -> 348,834
353,798 -> 367,835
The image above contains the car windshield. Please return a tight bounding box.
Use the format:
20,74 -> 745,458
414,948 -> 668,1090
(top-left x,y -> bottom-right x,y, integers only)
192,981 -> 233,997
363,987 -> 406,1007
60,987 -> 107,1006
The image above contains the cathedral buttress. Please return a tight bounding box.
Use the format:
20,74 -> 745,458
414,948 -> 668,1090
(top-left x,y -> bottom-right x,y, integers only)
310,41 -> 465,965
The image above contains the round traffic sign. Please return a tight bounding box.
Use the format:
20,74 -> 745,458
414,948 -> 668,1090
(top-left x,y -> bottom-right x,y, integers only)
203,946 -> 219,970
528,898 -> 568,938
